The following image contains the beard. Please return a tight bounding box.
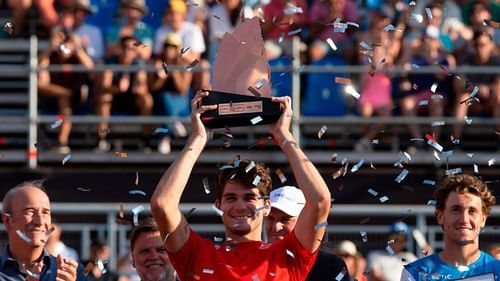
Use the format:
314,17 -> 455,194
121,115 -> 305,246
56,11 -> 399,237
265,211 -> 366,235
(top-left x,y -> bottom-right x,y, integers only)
142,267 -> 177,281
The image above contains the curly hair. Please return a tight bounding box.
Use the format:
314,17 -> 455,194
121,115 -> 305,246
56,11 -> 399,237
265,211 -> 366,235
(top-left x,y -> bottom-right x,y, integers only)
434,174 -> 496,216
215,159 -> 272,201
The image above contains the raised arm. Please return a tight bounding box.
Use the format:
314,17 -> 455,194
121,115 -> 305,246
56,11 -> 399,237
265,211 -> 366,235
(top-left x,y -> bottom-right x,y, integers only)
270,96 -> 331,253
150,91 -> 217,253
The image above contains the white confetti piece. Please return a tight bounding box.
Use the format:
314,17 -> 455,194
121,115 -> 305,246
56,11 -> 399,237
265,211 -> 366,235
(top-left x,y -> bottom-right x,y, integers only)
442,150 -> 453,158
245,161 -> 255,173
433,150 -> 441,161
132,205 -> 145,225
286,249 -> 295,259
77,187 -> 92,192
419,100 -> 429,106
469,86 -> 479,99
379,196 -> 389,203
467,153 -> 474,158
203,268 -> 214,274
430,82 -> 438,93
283,5 -> 303,15
423,180 -> 435,186
409,1 -> 416,5
367,188 -> 378,196
202,177 -> 211,194
326,38 -> 337,51
411,63 -> 420,69
427,140 -> 443,152
333,19 -> 348,32
278,32 -> 284,43
370,162 -> 376,169
250,116 -> 263,125
25,269 -> 39,279
287,28 -> 302,36
464,116 -> 472,125
62,154 -> 71,165
360,231 -> 368,242
346,21 -> 359,28
335,268 -> 347,281
255,205 -> 269,215
386,245 -> 395,255
371,139 -> 379,145
425,8 -> 433,20
431,121 -> 445,127
50,118 -> 63,129
275,168 -> 287,183
129,190 -> 146,196
16,230 -> 32,243
345,85 -> 360,99
252,175 -> 261,186
213,236 -> 224,242
59,44 -> 71,55
314,221 -> 328,231
488,158 -> 496,166
254,79 -> 266,89
317,125 -> 327,139
351,158 -> 364,173
431,94 -> 444,100
383,24 -> 403,32
359,41 -> 372,50
445,168 -> 462,176
474,164 -> 479,174
427,200 -> 436,206
410,138 -> 424,142
212,204 -> 224,216
458,266 -> 469,272
153,128 -> 169,134
3,21 -> 14,34
411,13 -> 423,23
395,169 -> 409,183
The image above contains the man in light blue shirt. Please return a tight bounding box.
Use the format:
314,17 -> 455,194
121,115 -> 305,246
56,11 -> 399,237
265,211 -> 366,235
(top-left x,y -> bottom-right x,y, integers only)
401,174 -> 500,281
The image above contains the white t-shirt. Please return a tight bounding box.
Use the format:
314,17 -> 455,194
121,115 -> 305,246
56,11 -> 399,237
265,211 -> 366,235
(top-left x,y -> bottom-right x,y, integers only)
368,250 -> 417,281
153,22 -> 206,56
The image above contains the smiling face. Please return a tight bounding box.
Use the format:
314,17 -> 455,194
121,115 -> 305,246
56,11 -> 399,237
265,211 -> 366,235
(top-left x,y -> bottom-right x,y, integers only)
216,182 -> 270,241
3,187 -> 51,250
131,231 -> 175,281
437,191 -> 486,248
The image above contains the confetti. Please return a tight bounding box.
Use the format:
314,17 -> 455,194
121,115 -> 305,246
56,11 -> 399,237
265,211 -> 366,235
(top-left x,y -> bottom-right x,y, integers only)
333,19 -> 348,33
287,28 -> 302,36
326,38 -> 337,51
247,86 -> 261,97
254,79 -> 266,89
346,21 -> 359,28
335,268 -> 347,281
50,118 -> 64,129
423,180 -> 435,186
425,8 -> 433,20
252,175 -> 261,186
379,196 -> 389,203
286,249 -> 295,259
427,140 -> 443,152
411,13 -> 423,23
395,169 -> 409,183
212,204 -> 224,216
360,231 -> 368,242
409,1 -> 416,5
483,19 -> 500,28
213,236 -> 224,242
488,158 -> 496,166
185,207 -> 196,219
386,245 -> 395,255
427,200 -> 437,206
3,21 -> 14,34
213,15 -> 223,21
335,77 -> 351,85
331,153 -> 338,163
445,167 -> 462,176
180,47 -> 191,56
464,116 -> 472,125
250,116 -> 263,125
59,44 -> 71,55
115,152 -> 128,158
129,190 -> 146,196
430,82 -> 438,93
162,62 -> 168,75
202,177 -> 211,194
474,164 -> 479,174
359,41 -> 372,50
351,158 -> 364,173
367,188 -> 378,196
77,187 -> 92,192
132,205 -> 145,226
383,24 -> 403,32
283,5 -> 303,15
431,121 -> 445,127
278,32 -> 284,43
62,154 -> 71,165
411,63 -> 420,69
317,125 -> 327,139
433,150 -> 441,161
442,150 -> 453,158
202,268 -> 214,274
467,153 -> 474,158
314,221 -> 328,231
135,171 -> 139,186
345,85 -> 360,99
275,168 -> 287,183
186,59 -> 199,71
371,139 -> 379,145
16,230 -> 32,243
370,162 -> 376,169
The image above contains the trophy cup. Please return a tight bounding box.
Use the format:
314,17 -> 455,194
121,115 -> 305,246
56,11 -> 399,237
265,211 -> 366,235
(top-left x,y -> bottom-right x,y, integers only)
200,17 -> 281,128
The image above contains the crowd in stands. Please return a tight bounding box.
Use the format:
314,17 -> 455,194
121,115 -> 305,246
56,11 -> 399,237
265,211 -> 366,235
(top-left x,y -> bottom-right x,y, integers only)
2,0 -> 499,153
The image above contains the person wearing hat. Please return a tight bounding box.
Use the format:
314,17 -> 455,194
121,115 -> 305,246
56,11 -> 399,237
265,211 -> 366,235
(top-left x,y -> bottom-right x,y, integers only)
335,240 -> 368,281
105,0 -> 153,60
150,33 -> 193,154
265,186 -> 349,281
401,174 -> 500,281
68,0 -> 104,62
367,221 -> 417,281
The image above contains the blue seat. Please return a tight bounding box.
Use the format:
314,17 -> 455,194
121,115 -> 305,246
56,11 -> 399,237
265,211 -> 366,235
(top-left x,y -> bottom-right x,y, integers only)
269,56 -> 292,98
302,55 -> 347,116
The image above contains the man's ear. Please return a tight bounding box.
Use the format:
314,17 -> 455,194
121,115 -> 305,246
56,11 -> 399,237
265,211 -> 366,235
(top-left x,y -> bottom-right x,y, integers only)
435,210 -> 444,226
131,253 -> 136,269
2,213 -> 12,231
263,199 -> 271,216
215,199 -> 221,209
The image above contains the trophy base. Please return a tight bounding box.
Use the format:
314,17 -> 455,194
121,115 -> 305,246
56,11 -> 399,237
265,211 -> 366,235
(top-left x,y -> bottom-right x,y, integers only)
200,90 -> 281,128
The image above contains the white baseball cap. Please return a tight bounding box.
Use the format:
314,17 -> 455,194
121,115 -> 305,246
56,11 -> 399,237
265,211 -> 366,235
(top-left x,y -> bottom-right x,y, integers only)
336,240 -> 358,256
269,186 -> 306,217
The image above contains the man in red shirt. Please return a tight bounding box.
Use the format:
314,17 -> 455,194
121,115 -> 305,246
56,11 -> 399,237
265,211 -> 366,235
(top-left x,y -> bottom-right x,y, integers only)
150,92 -> 332,280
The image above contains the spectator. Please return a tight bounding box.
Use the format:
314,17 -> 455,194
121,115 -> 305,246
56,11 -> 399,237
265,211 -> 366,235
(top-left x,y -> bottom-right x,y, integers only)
129,218 -> 177,281
1,180 -> 87,280
150,33 -> 192,154
97,36 -> 153,152
402,174 -> 500,280
261,0 -> 308,48
150,93 -> 331,280
453,31 -> 499,142
153,0 -> 210,91
334,240 -> 367,281
106,0 -> 153,60
38,26 -> 94,154
83,241 -> 124,281
488,244 -> 500,260
45,223 -> 80,262
399,26 -> 455,145
367,221 -> 417,281
265,186 -> 349,281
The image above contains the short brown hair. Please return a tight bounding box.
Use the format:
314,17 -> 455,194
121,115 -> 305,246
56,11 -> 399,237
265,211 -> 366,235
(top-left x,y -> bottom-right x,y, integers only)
215,159 -> 272,201
129,217 -> 159,250
434,174 -> 496,216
